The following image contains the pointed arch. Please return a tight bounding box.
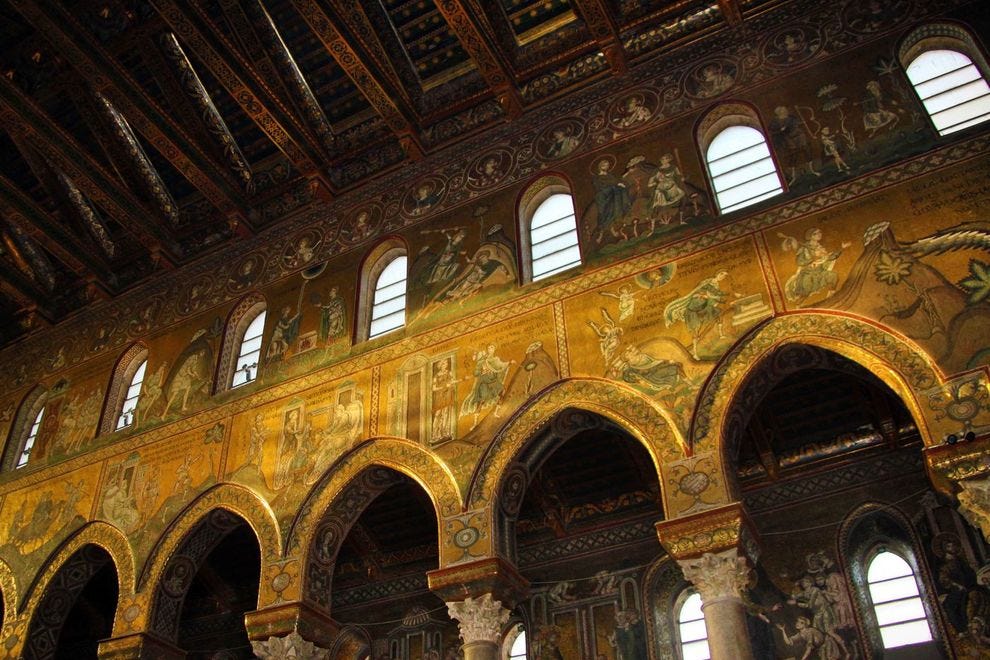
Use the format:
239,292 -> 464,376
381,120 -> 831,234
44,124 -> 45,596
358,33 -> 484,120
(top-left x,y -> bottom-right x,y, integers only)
139,483 -> 282,592
690,312 -> 944,493
468,377 -> 687,512
288,437 -> 462,557
21,521 -> 135,616
286,437 -> 461,612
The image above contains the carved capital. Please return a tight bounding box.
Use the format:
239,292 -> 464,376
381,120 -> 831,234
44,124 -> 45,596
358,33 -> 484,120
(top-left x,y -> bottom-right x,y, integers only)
678,550 -> 754,603
957,475 -> 990,543
446,593 -> 511,645
655,502 -> 759,562
252,631 -> 330,659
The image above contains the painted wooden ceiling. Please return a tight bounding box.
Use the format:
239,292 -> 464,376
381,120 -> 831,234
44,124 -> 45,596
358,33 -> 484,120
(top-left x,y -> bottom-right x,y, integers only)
0,0 -> 748,345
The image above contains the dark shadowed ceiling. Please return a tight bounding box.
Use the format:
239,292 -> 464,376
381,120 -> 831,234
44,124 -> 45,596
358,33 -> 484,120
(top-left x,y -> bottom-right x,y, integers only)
0,0 -> 750,345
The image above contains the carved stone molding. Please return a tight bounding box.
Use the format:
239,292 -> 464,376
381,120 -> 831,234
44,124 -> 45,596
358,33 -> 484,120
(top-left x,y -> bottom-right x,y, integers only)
957,475 -> 990,543
678,550 -> 754,603
252,631 -> 331,660
655,502 -> 759,562
925,435 -> 990,494
428,556 -> 529,608
244,601 -> 340,650
446,593 -> 511,646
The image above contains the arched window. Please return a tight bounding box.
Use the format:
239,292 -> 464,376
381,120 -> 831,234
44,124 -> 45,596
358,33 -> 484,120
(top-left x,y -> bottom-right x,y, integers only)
116,358 -> 146,430
100,344 -> 149,434
866,550 -> 934,649
4,386 -> 48,471
705,125 -> 783,214
901,24 -> 990,136
676,591 -> 711,660
16,405 -> 45,469
232,309 -> 266,388
505,624 -> 526,660
217,294 -> 267,392
906,50 -> 990,135
519,176 -> 581,283
358,242 -> 408,342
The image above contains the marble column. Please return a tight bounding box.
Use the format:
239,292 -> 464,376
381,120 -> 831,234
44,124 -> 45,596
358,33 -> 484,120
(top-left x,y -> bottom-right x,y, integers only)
679,550 -> 756,660
446,593 -> 511,660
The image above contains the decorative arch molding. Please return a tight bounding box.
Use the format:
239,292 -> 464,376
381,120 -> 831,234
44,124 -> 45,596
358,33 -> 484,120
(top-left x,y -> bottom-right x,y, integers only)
690,313 -> 944,469
468,377 -> 687,512
288,437 -> 461,555
20,521 -> 135,616
139,483 -> 282,593
286,437 -> 461,611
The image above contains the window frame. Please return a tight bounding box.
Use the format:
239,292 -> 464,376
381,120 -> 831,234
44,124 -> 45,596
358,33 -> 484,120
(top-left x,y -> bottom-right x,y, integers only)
697,103 -> 785,216
357,241 -> 408,343
2,386 -> 48,471
900,22 -> 990,137
99,344 -> 150,435
675,589 -> 711,660
864,547 -> 935,650
518,175 -> 582,284
216,295 -> 267,393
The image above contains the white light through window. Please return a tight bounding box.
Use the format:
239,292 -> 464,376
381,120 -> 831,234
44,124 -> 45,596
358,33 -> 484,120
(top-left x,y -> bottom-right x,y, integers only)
508,629 -> 526,660
867,551 -> 933,649
116,358 -> 147,430
907,49 -> 990,135
232,309 -> 266,388
15,406 -> 45,469
531,193 -> 581,281
369,255 -> 407,339
678,592 -> 711,660
706,125 -> 783,214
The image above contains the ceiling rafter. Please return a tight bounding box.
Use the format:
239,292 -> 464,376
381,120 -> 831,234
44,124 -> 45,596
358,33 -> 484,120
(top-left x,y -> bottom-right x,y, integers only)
0,254 -> 55,322
432,0 -> 524,118
291,0 -> 425,159
150,0 -> 330,180
228,0 -> 337,153
0,173 -> 116,291
570,0 -> 628,73
436,0 -> 523,118
13,0 -> 248,222
10,133 -> 119,263
0,74 -> 181,264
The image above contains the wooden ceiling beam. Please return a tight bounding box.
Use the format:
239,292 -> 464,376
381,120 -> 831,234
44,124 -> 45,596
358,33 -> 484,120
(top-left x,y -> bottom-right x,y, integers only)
571,0 -> 628,73
433,0 -> 524,118
14,0 -> 249,221
291,0 -> 425,159
227,0 -> 336,153
0,256 -> 56,322
0,173 -> 116,291
0,75 -> 182,264
150,0 -> 330,180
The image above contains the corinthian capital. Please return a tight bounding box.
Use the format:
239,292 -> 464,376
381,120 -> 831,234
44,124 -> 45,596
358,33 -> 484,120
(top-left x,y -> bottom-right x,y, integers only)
251,631 -> 329,660
958,475 -> 990,543
678,550 -> 753,603
446,593 -> 511,645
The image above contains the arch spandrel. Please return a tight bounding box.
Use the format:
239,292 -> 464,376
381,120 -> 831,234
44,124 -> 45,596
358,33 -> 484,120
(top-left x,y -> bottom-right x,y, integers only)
286,436 -> 462,603
690,313 -> 946,496
135,483 -> 281,629
460,378 -> 691,560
